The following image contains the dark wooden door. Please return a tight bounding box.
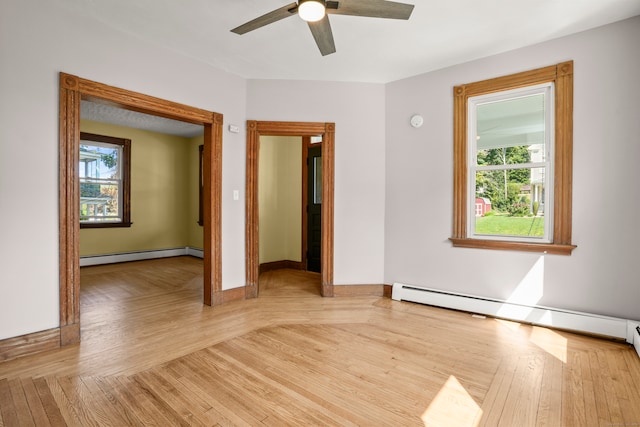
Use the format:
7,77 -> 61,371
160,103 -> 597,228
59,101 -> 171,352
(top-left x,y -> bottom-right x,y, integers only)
306,145 -> 322,273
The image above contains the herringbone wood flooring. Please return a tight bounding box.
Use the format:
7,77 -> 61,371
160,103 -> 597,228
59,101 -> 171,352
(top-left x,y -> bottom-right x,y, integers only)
1,257 -> 639,426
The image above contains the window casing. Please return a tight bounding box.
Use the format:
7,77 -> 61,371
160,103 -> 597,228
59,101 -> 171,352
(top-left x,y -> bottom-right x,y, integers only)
79,132 -> 131,228
450,61 -> 576,255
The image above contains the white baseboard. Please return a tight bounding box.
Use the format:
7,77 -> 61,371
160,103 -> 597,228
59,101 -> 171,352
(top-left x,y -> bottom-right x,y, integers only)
185,247 -> 204,259
80,247 -> 203,267
392,282 -> 639,345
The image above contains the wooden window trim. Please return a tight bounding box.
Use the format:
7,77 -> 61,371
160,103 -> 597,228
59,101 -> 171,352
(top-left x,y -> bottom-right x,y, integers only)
79,132 -> 132,228
450,61 -> 577,255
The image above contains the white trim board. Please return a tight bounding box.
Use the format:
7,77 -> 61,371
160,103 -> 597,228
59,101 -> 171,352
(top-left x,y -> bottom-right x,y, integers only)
392,282 -> 640,345
80,247 -> 204,267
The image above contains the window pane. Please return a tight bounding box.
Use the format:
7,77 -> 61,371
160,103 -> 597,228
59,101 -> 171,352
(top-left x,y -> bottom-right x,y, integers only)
79,144 -> 120,178
474,167 -> 546,238
80,183 -> 120,221
79,141 -> 122,223
476,93 -> 546,166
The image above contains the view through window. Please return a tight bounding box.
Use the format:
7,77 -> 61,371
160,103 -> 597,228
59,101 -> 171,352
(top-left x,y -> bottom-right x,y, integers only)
79,132 -> 131,228
469,84 -> 553,242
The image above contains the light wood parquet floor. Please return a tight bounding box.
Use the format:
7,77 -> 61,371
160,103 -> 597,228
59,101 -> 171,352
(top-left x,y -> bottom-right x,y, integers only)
1,256 -> 639,426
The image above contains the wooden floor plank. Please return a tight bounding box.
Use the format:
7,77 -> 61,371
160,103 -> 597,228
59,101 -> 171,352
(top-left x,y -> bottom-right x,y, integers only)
80,376 -> 134,427
578,350 -> 599,426
186,349 -> 315,426
497,354 -> 544,427
20,378 -> 51,426
7,378 -> 36,427
0,379 -> 20,427
218,333 -> 420,425
203,343 -> 364,426
111,375 -> 180,427
163,364 -> 256,427
134,370 -> 207,427
608,349 -> 640,425
478,356 -> 518,427
129,375 -> 192,427
595,350 -> 625,425
562,350 -> 587,427
535,353 -> 563,427
161,365 -> 242,426
45,377 -> 82,427
0,259 -> 638,426
32,377 -> 67,427
170,355 -> 269,425
55,376 -> 101,427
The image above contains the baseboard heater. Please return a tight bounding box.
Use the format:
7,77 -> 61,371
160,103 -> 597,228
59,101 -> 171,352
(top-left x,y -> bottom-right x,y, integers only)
80,247 -> 204,267
392,282 -> 639,347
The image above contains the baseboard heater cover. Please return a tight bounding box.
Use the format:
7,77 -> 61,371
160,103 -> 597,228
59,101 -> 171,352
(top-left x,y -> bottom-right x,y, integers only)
392,282 -> 639,345
80,247 -> 204,267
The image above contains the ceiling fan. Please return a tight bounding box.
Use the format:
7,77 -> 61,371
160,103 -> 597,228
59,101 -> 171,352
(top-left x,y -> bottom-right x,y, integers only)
231,0 -> 415,56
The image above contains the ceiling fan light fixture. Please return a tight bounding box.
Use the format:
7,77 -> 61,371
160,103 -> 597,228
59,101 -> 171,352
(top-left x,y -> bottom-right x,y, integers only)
298,0 -> 326,22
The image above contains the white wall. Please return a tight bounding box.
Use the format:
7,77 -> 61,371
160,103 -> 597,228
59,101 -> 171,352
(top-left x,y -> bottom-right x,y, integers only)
0,0 -> 247,339
384,16 -> 640,320
247,80 -> 387,285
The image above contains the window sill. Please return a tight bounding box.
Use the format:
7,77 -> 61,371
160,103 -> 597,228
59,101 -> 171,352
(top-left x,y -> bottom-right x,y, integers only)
449,238 -> 576,255
80,222 -> 132,229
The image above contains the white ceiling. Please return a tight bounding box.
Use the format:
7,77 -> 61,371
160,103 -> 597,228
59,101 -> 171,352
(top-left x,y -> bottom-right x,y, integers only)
72,0 -> 639,136
55,0 -> 640,84
81,101 -> 204,138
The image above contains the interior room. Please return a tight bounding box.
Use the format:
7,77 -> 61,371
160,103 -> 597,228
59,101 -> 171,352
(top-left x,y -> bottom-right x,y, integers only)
1,0 -> 639,425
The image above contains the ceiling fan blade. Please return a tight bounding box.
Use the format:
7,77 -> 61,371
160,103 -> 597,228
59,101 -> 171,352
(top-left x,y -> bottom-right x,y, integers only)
327,0 -> 414,20
308,16 -> 336,56
231,2 -> 298,35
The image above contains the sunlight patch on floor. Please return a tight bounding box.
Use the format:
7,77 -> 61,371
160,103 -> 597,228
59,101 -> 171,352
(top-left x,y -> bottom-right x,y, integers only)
495,318 -> 522,332
529,325 -> 567,363
421,375 -> 482,427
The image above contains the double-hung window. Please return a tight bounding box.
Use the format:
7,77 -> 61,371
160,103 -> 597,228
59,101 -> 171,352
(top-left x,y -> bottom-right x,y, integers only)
79,132 -> 131,228
469,83 -> 553,242
451,61 -> 576,255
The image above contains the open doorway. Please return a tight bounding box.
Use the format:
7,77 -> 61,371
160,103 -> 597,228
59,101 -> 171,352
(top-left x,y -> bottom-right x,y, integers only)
59,73 -> 223,346
245,121 -> 335,298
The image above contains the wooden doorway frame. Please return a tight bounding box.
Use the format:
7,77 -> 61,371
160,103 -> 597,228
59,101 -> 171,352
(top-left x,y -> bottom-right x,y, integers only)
245,121 -> 335,297
59,73 -> 223,346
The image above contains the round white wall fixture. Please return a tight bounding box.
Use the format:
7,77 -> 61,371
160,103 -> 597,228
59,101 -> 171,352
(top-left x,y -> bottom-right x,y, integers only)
410,114 -> 424,128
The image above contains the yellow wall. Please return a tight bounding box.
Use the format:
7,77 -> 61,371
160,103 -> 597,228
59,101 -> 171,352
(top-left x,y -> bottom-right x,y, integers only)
80,120 -> 202,256
258,136 -> 302,264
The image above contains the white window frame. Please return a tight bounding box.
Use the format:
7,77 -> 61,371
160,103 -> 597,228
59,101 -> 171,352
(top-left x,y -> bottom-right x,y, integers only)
467,83 -> 555,243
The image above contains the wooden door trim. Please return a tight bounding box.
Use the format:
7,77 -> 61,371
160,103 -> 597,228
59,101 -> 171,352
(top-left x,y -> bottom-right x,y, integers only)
245,121 -> 335,298
59,73 -> 223,345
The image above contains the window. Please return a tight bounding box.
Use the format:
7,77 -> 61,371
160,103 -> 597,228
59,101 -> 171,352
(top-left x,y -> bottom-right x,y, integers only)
79,132 -> 131,228
450,61 -> 576,255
